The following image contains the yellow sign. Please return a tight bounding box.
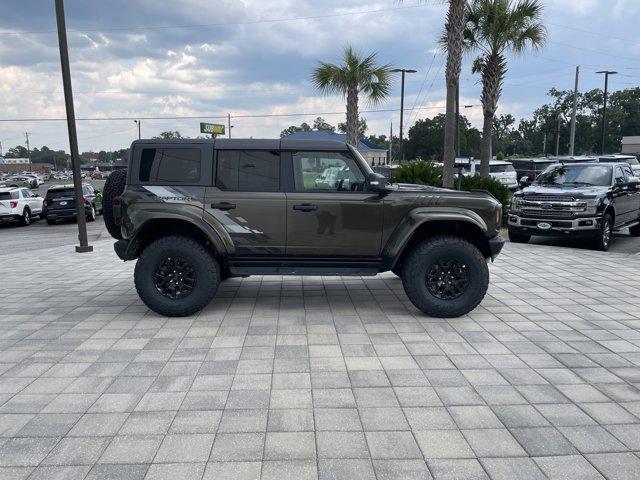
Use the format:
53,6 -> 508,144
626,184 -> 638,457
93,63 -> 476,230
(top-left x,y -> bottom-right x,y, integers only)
200,123 -> 225,135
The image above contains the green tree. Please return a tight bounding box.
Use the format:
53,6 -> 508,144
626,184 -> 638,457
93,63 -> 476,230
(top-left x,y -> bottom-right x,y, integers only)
312,117 -> 336,133
5,145 -> 29,158
338,117 -> 368,138
280,122 -> 312,137
405,114 -> 481,160
465,0 -> 546,177
154,131 -> 183,139
312,46 -> 392,146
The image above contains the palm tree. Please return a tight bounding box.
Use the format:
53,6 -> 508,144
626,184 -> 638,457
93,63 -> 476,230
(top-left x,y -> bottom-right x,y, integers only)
441,0 -> 468,188
465,0 -> 546,178
401,0 -> 467,188
312,46 -> 392,147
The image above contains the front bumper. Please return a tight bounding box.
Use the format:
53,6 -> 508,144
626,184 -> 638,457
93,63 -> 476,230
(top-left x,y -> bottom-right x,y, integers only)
508,213 -> 601,238
489,234 -> 506,260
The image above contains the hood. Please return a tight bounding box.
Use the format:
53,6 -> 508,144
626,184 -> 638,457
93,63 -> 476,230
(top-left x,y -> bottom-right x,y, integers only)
519,183 -> 608,197
393,183 -> 445,192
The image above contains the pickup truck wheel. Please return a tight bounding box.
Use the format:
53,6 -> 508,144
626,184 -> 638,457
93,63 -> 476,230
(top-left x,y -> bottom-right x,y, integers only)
592,214 -> 613,251
102,169 -> 127,239
401,235 -> 489,318
134,235 -> 220,317
629,223 -> 640,237
508,230 -> 530,244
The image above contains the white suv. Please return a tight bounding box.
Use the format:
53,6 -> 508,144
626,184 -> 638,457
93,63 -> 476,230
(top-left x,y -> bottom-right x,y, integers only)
0,187 -> 44,226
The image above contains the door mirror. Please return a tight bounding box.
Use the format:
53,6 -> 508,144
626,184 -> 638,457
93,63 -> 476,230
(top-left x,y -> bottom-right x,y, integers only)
627,176 -> 640,188
519,176 -> 531,188
368,172 -> 393,193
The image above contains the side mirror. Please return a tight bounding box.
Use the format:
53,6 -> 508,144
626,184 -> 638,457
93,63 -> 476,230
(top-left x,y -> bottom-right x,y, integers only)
627,176 -> 640,188
368,172 -> 393,193
519,176 -> 530,188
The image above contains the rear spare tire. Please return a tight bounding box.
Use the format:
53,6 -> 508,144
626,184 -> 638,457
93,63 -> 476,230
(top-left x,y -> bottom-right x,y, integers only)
401,235 -> 489,318
134,235 -> 220,317
102,169 -> 127,239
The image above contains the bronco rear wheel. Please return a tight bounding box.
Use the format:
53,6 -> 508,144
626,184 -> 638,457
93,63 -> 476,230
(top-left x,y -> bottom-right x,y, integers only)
401,235 -> 489,318
102,169 -> 127,239
134,235 -> 220,317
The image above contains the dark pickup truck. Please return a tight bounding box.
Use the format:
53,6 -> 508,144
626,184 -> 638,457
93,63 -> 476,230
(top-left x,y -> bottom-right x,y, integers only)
508,162 -> 640,250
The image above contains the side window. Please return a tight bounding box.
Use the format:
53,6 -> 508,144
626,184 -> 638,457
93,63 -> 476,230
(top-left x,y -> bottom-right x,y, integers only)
623,165 -> 634,179
138,148 -> 201,184
615,167 -> 625,184
216,150 -> 279,192
292,151 -> 366,192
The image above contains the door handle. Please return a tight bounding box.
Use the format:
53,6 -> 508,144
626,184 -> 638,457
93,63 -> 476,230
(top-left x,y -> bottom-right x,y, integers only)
210,202 -> 236,211
293,203 -> 318,212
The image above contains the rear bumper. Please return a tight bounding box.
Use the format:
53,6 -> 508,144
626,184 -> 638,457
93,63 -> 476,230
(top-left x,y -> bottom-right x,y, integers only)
44,206 -> 90,220
488,234 -> 506,260
0,214 -> 21,222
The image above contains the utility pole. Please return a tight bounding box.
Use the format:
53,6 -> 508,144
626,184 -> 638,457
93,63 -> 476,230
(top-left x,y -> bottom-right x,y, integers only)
134,120 -> 141,140
555,114 -> 562,156
543,132 -> 547,156
0,140 -> 3,156
569,66 -> 580,156
55,0 -> 92,253
24,132 -> 32,171
391,68 -> 417,162
596,70 -> 617,154
389,120 -> 393,165
227,114 -> 232,139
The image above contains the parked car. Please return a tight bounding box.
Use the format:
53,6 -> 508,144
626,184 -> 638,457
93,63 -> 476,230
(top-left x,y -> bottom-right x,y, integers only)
101,138 -> 505,318
508,162 -> 640,250
599,154 -> 640,177
509,158 -> 557,182
450,159 -> 518,190
3,175 -> 38,189
42,184 -> 102,225
549,155 -> 599,164
0,187 -> 44,225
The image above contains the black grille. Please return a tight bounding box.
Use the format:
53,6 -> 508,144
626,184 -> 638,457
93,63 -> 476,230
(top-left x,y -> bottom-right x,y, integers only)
523,195 -> 576,202
522,209 -> 574,218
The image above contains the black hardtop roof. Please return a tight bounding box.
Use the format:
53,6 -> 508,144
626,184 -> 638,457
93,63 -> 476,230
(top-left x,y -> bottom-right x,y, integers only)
131,138 -> 351,151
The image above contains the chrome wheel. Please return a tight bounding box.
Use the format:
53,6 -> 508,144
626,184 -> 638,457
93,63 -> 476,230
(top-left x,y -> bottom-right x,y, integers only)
602,220 -> 611,248
425,259 -> 470,300
23,210 -> 30,225
152,256 -> 196,300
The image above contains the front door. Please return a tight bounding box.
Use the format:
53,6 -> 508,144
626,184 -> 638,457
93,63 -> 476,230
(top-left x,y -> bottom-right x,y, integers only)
204,149 -> 286,255
285,150 -> 383,257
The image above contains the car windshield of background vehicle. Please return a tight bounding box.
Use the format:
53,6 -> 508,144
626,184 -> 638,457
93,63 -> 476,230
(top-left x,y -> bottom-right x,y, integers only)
490,164 -> 516,173
535,165 -> 613,187
47,188 -> 76,199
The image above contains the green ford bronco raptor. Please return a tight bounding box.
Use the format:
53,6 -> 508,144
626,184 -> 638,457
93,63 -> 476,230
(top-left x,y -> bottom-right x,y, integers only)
103,138 -> 505,318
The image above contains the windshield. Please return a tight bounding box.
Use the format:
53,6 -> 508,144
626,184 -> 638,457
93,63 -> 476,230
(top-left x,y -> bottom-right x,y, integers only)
490,164 -> 515,173
535,165 -> 612,187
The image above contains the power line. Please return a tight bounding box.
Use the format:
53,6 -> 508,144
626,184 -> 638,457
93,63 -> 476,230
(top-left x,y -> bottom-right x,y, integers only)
549,22 -> 640,49
407,51 -> 439,125
0,106 -> 447,124
0,3 -> 438,36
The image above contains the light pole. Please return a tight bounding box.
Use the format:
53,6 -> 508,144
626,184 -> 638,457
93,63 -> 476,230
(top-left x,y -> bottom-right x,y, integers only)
596,70 -> 617,154
391,68 -> 417,162
457,105 -> 474,157
55,0 -> 92,253
134,120 -> 141,140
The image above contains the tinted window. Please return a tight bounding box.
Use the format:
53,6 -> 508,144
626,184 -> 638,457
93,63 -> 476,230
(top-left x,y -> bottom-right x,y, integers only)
216,150 -> 279,192
47,188 -> 75,199
292,151 -> 366,192
536,165 -> 613,187
489,164 -> 515,173
139,148 -> 201,183
0,192 -> 17,200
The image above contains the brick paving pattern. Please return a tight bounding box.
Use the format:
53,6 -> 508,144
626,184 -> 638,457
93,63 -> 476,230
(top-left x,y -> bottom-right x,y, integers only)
1,239 -> 639,479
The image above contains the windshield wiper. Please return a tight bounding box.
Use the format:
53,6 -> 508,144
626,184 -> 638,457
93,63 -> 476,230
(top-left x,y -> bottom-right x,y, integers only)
563,181 -> 594,186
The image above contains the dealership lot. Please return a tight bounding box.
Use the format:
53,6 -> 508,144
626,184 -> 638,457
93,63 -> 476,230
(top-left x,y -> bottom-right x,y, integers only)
1,238 -> 640,479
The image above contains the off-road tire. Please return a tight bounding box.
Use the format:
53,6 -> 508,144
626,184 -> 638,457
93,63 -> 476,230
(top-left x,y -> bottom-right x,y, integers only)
401,235 -> 489,318
46,219 -> 56,226
508,230 -> 530,244
102,169 -> 127,239
591,213 -> 613,251
134,235 -> 220,317
629,222 -> 640,237
20,208 -> 31,226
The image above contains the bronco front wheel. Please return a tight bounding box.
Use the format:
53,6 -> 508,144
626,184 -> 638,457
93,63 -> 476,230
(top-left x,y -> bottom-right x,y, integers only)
401,235 -> 489,318
134,235 -> 220,317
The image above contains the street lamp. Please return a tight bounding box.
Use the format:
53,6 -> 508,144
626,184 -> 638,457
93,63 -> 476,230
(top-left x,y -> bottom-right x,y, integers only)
596,70 -> 617,154
391,68 -> 417,162
134,120 -> 141,140
457,104 -> 475,157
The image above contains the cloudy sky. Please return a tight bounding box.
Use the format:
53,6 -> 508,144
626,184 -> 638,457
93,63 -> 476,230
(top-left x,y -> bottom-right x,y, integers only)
1,0 -> 639,154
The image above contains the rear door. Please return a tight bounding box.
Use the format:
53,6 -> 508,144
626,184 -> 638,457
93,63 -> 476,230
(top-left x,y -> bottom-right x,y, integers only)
284,150 -> 383,256
204,149 -> 286,255
613,165 -> 634,225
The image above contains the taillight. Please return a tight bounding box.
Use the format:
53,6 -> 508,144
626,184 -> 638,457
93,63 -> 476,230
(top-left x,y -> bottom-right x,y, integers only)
10,201 -> 18,208
43,199 -> 48,207
82,196 -> 89,205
